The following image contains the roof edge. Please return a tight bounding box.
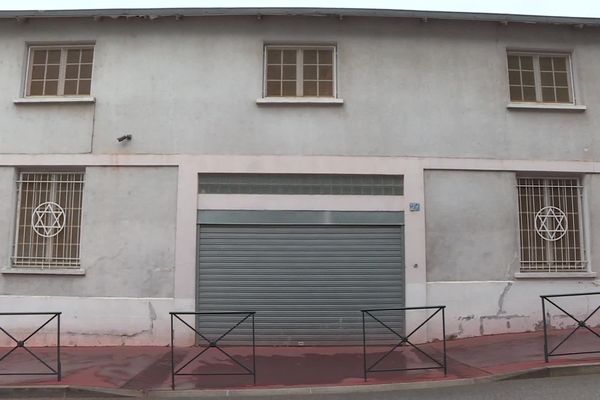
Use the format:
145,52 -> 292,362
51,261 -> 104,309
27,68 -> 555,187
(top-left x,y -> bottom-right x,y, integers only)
1,7 -> 600,25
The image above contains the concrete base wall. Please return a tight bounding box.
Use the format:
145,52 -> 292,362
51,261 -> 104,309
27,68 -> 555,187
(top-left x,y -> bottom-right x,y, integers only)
427,280 -> 600,340
2,284 -> 600,346
0,295 -> 195,346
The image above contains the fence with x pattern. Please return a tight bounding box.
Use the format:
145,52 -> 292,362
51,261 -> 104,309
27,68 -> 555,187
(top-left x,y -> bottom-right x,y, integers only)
541,292 -> 600,362
0,312 -> 61,381
361,306 -> 446,381
169,311 -> 256,389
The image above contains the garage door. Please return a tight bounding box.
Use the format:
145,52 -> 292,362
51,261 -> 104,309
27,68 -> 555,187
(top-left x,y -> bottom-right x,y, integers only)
196,211 -> 405,345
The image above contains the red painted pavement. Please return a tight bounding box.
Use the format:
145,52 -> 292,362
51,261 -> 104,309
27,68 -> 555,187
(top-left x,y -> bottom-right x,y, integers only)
0,330 -> 598,391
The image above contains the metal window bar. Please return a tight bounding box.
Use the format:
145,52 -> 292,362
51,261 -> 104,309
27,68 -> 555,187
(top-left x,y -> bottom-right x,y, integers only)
541,292 -> 600,362
361,306 -> 446,381
170,311 -> 256,390
198,173 -> 404,196
0,312 -> 61,381
12,172 -> 84,268
517,178 -> 586,272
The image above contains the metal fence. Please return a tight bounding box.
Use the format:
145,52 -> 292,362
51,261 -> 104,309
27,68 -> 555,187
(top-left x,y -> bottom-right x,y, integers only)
361,306 -> 446,381
0,312 -> 61,381
170,311 -> 256,389
541,292 -> 600,362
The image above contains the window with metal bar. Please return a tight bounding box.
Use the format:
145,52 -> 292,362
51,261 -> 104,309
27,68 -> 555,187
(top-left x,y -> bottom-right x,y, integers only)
264,45 -> 336,98
12,172 -> 84,268
507,52 -> 573,104
26,46 -> 94,97
198,174 -> 403,195
517,177 -> 586,272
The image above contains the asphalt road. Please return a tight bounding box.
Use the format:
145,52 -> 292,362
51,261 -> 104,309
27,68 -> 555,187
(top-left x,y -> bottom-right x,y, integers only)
3,373 -> 600,399
219,373 -> 600,400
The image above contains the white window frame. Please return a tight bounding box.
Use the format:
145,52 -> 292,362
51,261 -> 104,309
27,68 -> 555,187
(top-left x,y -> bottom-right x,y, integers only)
515,176 -> 591,277
506,51 -> 575,105
24,44 -> 94,98
262,44 -> 338,99
10,170 -> 85,272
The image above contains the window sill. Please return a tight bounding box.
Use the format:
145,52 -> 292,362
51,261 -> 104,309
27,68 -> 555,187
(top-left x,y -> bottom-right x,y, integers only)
256,97 -> 344,105
13,96 -> 96,104
506,102 -> 587,112
2,267 -> 86,276
515,272 -> 597,279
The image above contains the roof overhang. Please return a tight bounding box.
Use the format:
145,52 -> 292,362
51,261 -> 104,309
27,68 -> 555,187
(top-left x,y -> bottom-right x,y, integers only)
1,7 -> 600,26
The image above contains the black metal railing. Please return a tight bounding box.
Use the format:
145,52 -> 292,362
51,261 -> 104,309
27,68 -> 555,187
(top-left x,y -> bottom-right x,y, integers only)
170,311 -> 256,389
362,306 -> 446,381
541,292 -> 600,362
0,312 -> 61,381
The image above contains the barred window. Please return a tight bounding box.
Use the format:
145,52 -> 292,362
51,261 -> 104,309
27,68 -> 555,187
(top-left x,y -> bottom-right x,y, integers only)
264,45 -> 335,98
12,172 -> 84,268
517,177 -> 586,273
507,53 -> 573,104
26,46 -> 94,97
199,174 -> 403,195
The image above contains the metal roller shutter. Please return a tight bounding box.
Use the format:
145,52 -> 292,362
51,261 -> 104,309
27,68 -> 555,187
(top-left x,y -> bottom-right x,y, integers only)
196,216 -> 404,345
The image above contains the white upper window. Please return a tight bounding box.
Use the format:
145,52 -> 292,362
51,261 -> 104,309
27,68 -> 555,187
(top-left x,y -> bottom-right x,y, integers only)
507,52 -> 573,104
263,45 -> 336,98
25,45 -> 94,97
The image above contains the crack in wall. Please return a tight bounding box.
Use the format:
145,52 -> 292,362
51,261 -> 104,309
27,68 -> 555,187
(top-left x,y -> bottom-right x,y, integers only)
478,282 -> 518,335
497,282 -> 513,316
505,253 -> 518,280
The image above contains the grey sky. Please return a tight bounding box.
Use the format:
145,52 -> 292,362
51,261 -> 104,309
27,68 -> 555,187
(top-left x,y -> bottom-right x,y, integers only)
2,0 -> 600,19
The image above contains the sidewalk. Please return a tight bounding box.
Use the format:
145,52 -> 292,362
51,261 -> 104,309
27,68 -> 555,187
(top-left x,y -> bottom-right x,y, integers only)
0,330 -> 598,393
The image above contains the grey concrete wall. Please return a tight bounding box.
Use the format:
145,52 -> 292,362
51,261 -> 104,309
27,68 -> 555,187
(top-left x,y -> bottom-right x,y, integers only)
0,168 -> 16,273
425,170 -> 520,281
0,167 -> 177,297
585,175 -> 600,272
0,31 -> 94,153
0,16 -> 599,160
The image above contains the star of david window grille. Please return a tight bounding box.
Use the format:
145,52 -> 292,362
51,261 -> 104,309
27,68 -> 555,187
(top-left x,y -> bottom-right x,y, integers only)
12,172 -> 84,268
535,206 -> 568,242
517,177 -> 587,273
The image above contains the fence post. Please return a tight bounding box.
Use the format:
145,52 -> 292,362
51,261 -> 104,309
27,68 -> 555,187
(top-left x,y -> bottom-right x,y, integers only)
362,311 -> 367,382
541,296 -> 549,363
442,306 -> 447,375
57,313 -> 61,381
170,312 -> 175,390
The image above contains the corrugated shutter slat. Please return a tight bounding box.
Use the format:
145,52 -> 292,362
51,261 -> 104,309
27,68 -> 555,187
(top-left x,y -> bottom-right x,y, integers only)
197,224 -> 404,345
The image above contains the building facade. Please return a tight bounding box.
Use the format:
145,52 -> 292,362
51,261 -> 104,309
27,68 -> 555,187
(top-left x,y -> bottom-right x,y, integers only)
1,8 -> 599,346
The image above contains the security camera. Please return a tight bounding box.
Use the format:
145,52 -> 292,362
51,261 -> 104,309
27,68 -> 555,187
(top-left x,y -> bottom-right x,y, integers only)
117,134 -> 132,142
